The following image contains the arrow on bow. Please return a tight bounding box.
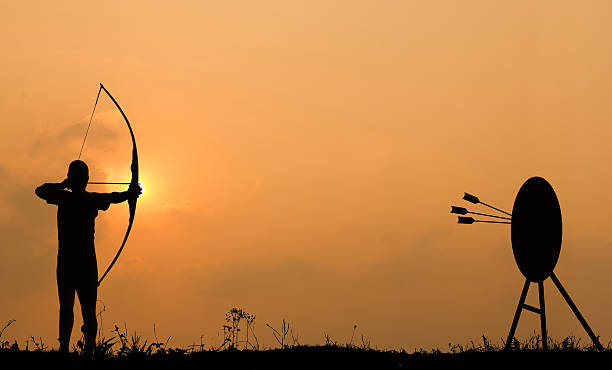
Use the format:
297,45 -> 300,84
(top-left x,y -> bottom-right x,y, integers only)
80,83 -> 139,286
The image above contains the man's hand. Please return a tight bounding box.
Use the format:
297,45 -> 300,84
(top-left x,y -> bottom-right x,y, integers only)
60,178 -> 71,189
35,178 -> 71,201
127,183 -> 142,199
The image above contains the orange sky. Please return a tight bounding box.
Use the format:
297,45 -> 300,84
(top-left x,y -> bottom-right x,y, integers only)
1,1 -> 612,350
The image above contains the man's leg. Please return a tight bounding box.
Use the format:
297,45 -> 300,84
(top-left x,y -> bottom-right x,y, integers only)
57,269 -> 76,353
76,278 -> 97,355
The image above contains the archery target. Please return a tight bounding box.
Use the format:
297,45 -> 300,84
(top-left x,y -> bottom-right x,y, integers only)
511,177 -> 562,282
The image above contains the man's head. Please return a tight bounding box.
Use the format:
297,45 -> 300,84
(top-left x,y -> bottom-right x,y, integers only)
67,160 -> 89,191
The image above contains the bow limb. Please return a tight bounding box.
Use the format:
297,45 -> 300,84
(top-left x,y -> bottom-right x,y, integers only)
97,83 -> 139,286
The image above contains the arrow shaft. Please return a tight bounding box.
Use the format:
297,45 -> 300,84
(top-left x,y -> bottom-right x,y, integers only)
474,220 -> 511,224
468,211 -> 511,220
88,182 -> 131,185
479,201 -> 512,217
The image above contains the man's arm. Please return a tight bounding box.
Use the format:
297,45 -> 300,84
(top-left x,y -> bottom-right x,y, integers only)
106,185 -> 142,204
107,191 -> 129,204
35,179 -> 69,203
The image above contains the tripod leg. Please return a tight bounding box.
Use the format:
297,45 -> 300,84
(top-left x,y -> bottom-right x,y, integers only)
550,272 -> 603,351
538,281 -> 547,350
505,279 -> 530,350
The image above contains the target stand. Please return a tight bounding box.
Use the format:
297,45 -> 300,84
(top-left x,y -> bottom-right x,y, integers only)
452,176 -> 603,351
505,272 -> 601,351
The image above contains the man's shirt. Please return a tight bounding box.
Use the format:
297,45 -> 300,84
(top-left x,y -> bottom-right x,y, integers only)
36,186 -> 111,259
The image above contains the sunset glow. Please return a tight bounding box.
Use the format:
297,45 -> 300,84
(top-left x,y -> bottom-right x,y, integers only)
1,1 -> 612,352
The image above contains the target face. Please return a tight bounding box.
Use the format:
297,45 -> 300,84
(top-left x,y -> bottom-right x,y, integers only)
511,177 -> 562,282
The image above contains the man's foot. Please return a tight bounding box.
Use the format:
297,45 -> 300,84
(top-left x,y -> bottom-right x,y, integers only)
58,344 -> 69,354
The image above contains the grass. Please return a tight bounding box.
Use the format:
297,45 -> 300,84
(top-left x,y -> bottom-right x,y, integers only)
2,311 -> 612,369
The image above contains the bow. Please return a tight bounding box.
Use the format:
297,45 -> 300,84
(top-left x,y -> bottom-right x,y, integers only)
80,83 -> 139,286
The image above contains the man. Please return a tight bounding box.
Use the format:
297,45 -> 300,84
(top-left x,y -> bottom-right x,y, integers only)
35,160 -> 141,354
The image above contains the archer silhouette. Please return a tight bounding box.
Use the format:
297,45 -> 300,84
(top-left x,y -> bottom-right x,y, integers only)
35,160 -> 141,354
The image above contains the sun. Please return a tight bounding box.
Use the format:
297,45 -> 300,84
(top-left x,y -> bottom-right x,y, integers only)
138,181 -> 145,197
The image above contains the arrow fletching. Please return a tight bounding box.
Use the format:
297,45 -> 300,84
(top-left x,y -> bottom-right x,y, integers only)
458,216 -> 475,224
451,206 -> 468,215
463,193 -> 480,204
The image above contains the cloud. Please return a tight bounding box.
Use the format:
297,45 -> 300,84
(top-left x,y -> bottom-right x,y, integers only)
27,110 -> 121,163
